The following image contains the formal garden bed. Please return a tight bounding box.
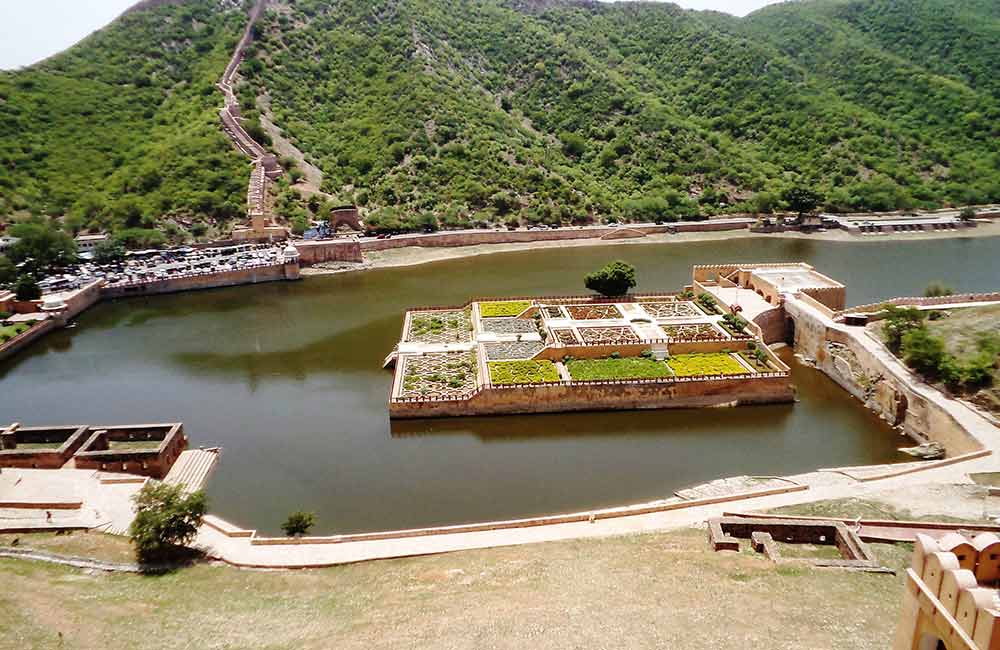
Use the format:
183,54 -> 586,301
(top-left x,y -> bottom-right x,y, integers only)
641,302 -> 702,319
552,328 -> 579,345
565,304 -> 623,320
479,301 -> 532,318
578,326 -> 640,345
738,343 -> 773,372
667,353 -> 750,377
481,317 -> 537,334
566,356 -> 673,381
484,341 -> 545,360
661,323 -> 722,340
488,360 -> 560,385
541,305 -> 565,319
399,351 -> 478,398
405,309 -> 473,344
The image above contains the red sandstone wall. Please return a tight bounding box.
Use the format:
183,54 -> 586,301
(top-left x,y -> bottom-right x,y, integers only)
294,240 -> 364,265
752,307 -> 787,345
391,375 -> 793,418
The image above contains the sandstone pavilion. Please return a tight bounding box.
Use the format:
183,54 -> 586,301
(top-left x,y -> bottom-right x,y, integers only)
385,264 -> 844,418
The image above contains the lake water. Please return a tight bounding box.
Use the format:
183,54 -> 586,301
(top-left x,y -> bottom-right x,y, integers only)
2,235 -> 998,534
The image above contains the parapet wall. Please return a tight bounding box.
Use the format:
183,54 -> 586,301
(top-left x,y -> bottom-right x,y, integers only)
390,374 -> 793,418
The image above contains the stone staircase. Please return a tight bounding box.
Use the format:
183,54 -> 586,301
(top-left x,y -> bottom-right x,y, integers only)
164,449 -> 221,494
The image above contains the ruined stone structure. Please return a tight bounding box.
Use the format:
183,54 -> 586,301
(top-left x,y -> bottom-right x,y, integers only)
1,422 -> 187,478
894,533 -> 1000,649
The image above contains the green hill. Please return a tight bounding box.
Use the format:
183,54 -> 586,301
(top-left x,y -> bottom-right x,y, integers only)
1,0 -> 998,239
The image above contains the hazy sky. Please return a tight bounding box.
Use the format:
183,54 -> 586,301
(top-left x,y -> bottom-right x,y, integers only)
0,0 -> 783,70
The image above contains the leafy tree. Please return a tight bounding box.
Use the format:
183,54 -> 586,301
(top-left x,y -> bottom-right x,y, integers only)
959,207 -> 977,221
924,282 -> 954,298
882,306 -> 925,353
7,222 -> 77,272
781,185 -> 824,218
585,261 -> 636,297
0,256 -> 15,286
281,511 -> 316,537
128,483 -> 207,563
93,238 -> 127,264
14,276 -> 41,301
901,327 -> 947,377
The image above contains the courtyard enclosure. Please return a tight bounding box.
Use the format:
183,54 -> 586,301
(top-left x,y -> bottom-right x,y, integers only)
388,292 -> 793,417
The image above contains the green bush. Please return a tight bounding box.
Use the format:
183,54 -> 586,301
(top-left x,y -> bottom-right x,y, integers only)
585,261 -> 636,297
128,483 -> 207,563
281,511 -> 316,537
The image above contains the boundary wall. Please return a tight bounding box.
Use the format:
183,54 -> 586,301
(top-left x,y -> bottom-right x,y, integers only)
101,262 -> 298,299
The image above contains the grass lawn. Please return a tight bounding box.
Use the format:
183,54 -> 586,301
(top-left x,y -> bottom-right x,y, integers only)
107,440 -> 162,451
478,301 -> 531,318
0,322 -> 31,340
566,356 -> 673,380
668,352 -> 748,377
0,527 -> 910,650
924,304 -> 1000,413
488,360 -> 560,385
0,531 -> 135,564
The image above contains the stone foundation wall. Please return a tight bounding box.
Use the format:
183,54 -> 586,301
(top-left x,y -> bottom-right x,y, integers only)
294,239 -> 364,265
101,263 -> 297,299
0,319 -> 58,363
390,374 -> 793,418
785,296 -> 983,455
752,306 -> 787,345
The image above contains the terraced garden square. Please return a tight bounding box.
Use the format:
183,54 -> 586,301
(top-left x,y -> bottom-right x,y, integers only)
565,304 -> 622,320
479,301 -> 532,318
668,353 -> 751,377
661,323 -> 723,340
640,302 -> 702,319
483,341 -> 545,360
405,309 -> 473,344
552,328 -> 579,345
578,326 -> 640,345
566,357 -> 674,381
481,317 -> 537,335
399,351 -> 478,398
488,360 -> 561,385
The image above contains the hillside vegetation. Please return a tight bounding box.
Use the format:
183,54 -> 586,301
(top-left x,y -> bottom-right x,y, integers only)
1,0 -> 999,238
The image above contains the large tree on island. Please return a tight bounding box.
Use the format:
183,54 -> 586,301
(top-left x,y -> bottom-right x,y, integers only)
585,261 -> 637,297
781,185 -> 824,218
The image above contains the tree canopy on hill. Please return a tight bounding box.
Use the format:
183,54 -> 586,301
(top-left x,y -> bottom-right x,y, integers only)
1,0 -> 999,239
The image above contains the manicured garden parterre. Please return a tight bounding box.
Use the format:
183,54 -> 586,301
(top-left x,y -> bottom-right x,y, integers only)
489,360 -> 560,385
668,353 -> 749,377
478,301 -> 531,318
566,356 -> 673,381
0,322 -> 32,343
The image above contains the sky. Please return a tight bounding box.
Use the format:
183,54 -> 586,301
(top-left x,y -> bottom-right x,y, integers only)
0,0 -> 783,71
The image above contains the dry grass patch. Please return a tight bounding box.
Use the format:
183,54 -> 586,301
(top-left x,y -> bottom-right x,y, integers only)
0,527 -> 910,650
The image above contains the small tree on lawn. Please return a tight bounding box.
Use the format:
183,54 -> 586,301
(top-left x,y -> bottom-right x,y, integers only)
14,276 -> 41,301
585,261 -> 636,297
281,511 -> 316,537
129,483 -> 207,563
93,238 -> 127,264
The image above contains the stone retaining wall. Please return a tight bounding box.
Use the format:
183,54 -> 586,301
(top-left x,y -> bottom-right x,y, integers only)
294,239 -> 364,265
101,262 -> 298,299
390,374 -> 793,418
0,319 -> 57,363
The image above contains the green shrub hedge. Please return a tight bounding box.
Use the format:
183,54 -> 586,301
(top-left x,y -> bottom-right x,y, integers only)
566,356 -> 672,381
667,353 -> 747,377
479,301 -> 531,318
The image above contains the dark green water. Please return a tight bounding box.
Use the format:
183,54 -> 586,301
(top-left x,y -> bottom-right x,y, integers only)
2,236 -> 998,534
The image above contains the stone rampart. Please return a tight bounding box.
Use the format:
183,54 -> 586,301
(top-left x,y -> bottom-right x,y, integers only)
785,296 -> 983,455
101,263 -> 297,299
390,374 -> 793,418
0,319 -> 58,363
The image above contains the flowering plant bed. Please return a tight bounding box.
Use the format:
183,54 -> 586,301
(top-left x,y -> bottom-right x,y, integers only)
479,301 -> 532,318
552,328 -> 579,345
578,326 -> 640,344
489,360 -> 560,385
667,353 -> 749,377
566,357 -> 673,381
400,351 -> 478,397
641,302 -> 701,319
661,323 -> 722,340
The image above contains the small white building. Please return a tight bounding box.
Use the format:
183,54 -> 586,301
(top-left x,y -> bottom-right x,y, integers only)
74,234 -> 108,252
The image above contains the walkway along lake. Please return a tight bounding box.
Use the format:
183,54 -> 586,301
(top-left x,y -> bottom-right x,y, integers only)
2,236 -> 998,534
